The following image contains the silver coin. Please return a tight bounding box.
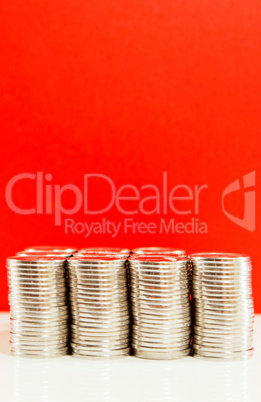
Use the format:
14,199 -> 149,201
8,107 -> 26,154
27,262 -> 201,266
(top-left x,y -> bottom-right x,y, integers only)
193,348 -> 254,360
69,288 -> 128,296
71,323 -> 129,332
71,315 -> 130,325
132,341 -> 190,350
193,334 -> 253,345
8,277 -> 67,285
71,342 -> 129,352
10,344 -> 68,355
194,314 -> 254,324
9,302 -> 67,311
10,326 -> 68,334
71,348 -> 130,358
133,318 -> 191,327
132,309 -> 191,319
8,269 -> 65,276
71,339 -> 129,349
9,342 -> 69,351
71,318 -> 130,327
10,349 -> 68,358
70,306 -> 129,315
193,339 -> 253,350
10,320 -> 69,329
193,309 -> 254,319
10,332 -> 69,341
132,331 -> 191,341
130,300 -> 190,309
194,321 -> 254,331
132,342 -> 190,351
192,274 -> 252,282
68,268 -> 126,275
193,324 -> 253,335
193,301 -> 254,310
130,261 -> 187,268
192,269 -> 252,277
8,285 -> 67,293
10,317 -> 68,326
9,295 -> 67,304
193,343 -> 253,354
70,304 -> 129,313
72,327 -> 130,336
68,279 -> 127,287
70,294 -> 128,302
9,307 -> 68,314
130,279 -> 189,288
10,327 -> 69,337
133,349 -> 190,360
9,309 -> 69,319
192,282 -> 252,291
132,325 -> 191,336
70,298 -> 129,308
70,309 -> 129,319
130,295 -> 190,305
8,290 -> 67,298
130,273 -> 189,281
71,329 -> 129,338
68,284 -> 127,293
131,308 -> 191,318
71,332 -> 130,342
130,271 -> 189,279
10,339 -> 68,348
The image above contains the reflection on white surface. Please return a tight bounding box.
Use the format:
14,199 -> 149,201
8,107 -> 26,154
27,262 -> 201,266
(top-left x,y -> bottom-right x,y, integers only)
191,360 -> 249,402
0,313 -> 260,402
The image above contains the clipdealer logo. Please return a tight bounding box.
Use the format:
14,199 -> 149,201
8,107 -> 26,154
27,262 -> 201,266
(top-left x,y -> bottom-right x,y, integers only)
5,171 -> 256,236
5,172 -> 208,236
222,171 -> 256,232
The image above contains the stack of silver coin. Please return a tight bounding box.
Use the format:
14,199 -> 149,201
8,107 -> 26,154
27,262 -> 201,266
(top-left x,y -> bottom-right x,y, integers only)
191,253 -> 254,359
129,255 -> 191,359
7,256 -> 69,357
67,255 -> 131,358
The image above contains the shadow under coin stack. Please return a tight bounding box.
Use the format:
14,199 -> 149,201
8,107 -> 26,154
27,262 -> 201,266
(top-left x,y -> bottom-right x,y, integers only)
129,255 -> 191,359
191,253 -> 254,359
7,256 -> 69,357
67,255 -> 131,358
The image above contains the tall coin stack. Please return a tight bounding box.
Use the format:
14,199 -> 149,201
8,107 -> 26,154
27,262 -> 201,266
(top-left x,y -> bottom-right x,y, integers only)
191,253 -> 254,359
67,255 -> 131,358
129,255 -> 191,359
7,256 -> 69,357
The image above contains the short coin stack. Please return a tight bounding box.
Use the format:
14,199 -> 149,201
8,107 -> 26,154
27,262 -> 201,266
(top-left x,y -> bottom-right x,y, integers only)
129,255 -> 191,359
7,256 -> 69,357
191,253 -> 254,359
67,255 -> 131,358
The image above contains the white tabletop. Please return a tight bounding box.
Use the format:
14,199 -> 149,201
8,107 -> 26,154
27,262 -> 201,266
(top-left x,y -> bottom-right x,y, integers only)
0,312 -> 260,402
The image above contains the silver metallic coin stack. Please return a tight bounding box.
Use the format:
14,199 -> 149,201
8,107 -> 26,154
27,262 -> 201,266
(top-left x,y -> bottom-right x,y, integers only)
67,255 -> 131,358
129,255 -> 191,359
7,256 -> 69,357
191,253 -> 254,359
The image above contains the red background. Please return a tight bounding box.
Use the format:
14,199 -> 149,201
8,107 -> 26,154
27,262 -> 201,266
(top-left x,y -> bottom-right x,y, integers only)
0,1 -> 260,311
